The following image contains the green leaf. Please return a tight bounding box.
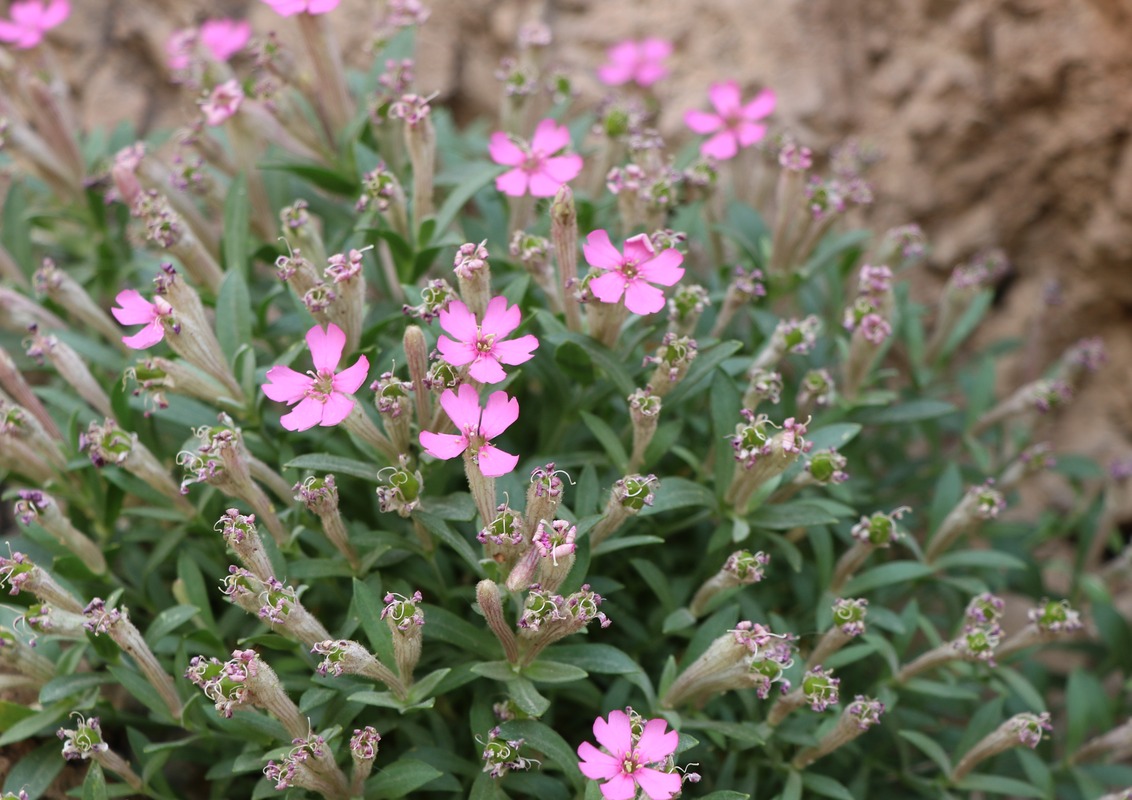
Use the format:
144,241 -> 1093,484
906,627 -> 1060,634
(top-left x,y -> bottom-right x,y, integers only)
899,730 -> 952,774
901,678 -> 979,701
222,173 -> 250,277
522,660 -> 588,684
631,557 -> 674,609
421,604 -> 500,659
471,661 -> 521,682
640,477 -> 716,517
0,702 -> 69,746
699,793 -> 751,800
801,773 -> 855,800
506,676 -> 551,717
83,761 -> 109,800
3,740 -> 63,796
422,493 -> 477,521
854,399 -> 958,425
662,608 -> 697,634
108,665 -> 174,721
368,758 -> 444,799
941,288 -> 993,358
542,644 -> 642,675
804,423 -> 863,452
536,312 -> 635,395
352,578 -> 396,668
780,770 -> 803,800
260,160 -> 359,195
954,774 -> 1045,798
413,510 -> 484,576
284,453 -> 379,480
470,773 -> 509,800
1067,668 -> 1108,750
579,411 -> 629,472
843,561 -> 934,594
592,534 -> 663,556
749,500 -> 840,530
39,673 -> 113,705
431,162 -> 506,239
498,719 -> 585,788
930,462 -> 963,533
177,551 -> 216,628
216,270 -> 252,365
933,549 -> 1028,571
407,668 -> 451,704
0,700 -> 35,732
145,604 -> 199,645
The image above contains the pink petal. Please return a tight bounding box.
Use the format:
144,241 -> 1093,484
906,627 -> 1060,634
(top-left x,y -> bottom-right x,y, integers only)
684,109 -> 723,135
528,168 -> 564,198
480,296 -> 521,338
622,233 -> 656,265
530,118 -> 570,156
40,0 -> 70,28
488,132 -> 525,167
121,321 -> 165,350
467,356 -> 507,385
479,390 -> 519,439
582,229 -> 624,270
623,280 -> 666,315
419,430 -> 468,460
736,121 -> 767,147
577,742 -> 621,780
111,289 -> 157,326
441,384 -> 482,432
640,38 -> 672,60
542,154 -> 584,184
9,2 -> 39,24
633,62 -> 668,87
495,167 -> 529,197
332,355 -> 369,394
0,20 -> 25,42
438,299 -> 479,343
701,130 -> 739,161
280,396 -> 323,431
306,323 -> 345,372
201,19 -> 250,61
493,334 -> 539,366
476,443 -> 518,477
306,0 -> 341,12
589,271 -> 628,305
708,80 -> 742,117
638,249 -> 685,286
597,61 -> 634,86
320,392 -> 354,426
263,365 -> 313,403
436,335 -> 477,367
633,767 -> 682,800
265,0 -> 306,15
599,773 -> 637,800
605,40 -> 639,67
742,87 -> 776,120
635,719 -> 679,762
593,710 -> 632,754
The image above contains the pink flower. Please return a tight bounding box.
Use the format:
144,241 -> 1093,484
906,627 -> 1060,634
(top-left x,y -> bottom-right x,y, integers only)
577,710 -> 682,800
684,80 -> 776,161
165,29 -> 197,72
598,38 -> 672,88
489,119 -> 583,198
0,0 -> 68,49
419,384 -> 519,477
583,230 -> 685,315
111,289 -> 173,350
201,79 -> 244,126
436,296 -> 539,384
262,323 -> 369,431
201,19 -> 250,62
260,0 -> 339,16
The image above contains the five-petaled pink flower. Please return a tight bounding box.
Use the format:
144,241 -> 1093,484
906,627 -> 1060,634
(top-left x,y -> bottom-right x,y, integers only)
577,709 -> 682,800
436,296 -> 539,384
684,80 -> 776,161
583,230 -> 685,315
598,38 -> 672,88
201,19 -> 250,61
419,384 -> 519,477
260,0 -> 340,15
201,79 -> 244,126
111,290 -> 173,350
262,323 -> 369,431
489,119 -> 583,198
0,0 -> 69,49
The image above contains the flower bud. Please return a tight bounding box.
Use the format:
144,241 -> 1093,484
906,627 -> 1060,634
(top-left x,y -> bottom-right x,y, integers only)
590,474 -> 660,547
57,714 -> 143,790
628,388 -> 661,471
689,550 -> 770,617
481,500 -> 527,571
476,579 -> 519,664
349,726 -> 382,794
382,591 -> 425,682
925,480 -> 1005,562
14,490 -> 106,574
453,240 -> 493,320
797,367 -> 836,414
295,475 -> 358,569
376,457 -> 424,518
951,712 -> 1051,781
371,370 -> 414,454
792,696 -> 885,768
517,584 -> 610,665
25,326 -> 112,417
643,334 -> 697,397
711,268 -> 766,337
662,621 -> 795,708
33,258 -> 122,346
0,626 -> 55,684
551,185 -> 583,332
310,639 -> 403,696
668,283 -> 711,337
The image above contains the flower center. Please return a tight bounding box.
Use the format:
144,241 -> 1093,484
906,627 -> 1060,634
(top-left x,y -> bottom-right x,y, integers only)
621,259 -> 640,279
621,750 -> 641,775
523,153 -> 546,173
307,369 -> 335,401
475,330 -> 497,354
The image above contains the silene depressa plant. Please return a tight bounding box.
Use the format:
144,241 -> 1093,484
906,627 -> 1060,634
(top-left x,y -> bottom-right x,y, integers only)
0,1 -> 1130,799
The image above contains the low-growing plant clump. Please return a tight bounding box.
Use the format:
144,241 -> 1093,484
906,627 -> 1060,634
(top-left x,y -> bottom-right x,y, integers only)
0,1 -> 1130,799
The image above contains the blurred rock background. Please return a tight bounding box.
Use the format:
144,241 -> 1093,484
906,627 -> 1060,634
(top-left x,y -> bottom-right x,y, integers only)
38,0 -> 1132,496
